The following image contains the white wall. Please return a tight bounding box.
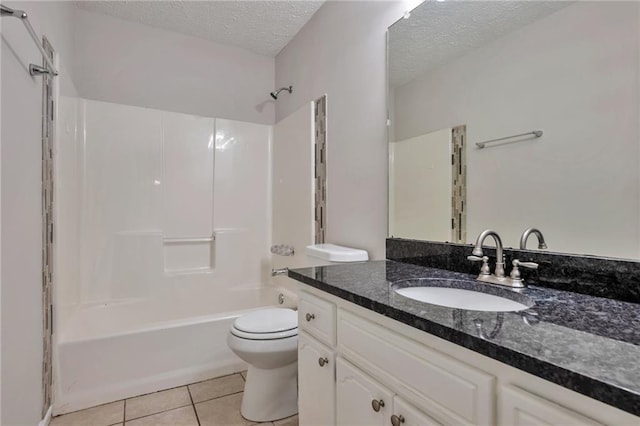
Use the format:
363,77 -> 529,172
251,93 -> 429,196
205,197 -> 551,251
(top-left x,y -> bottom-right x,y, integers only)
1,1 -> 77,424
271,102 -> 316,291
393,2 -> 640,259
390,128 -> 452,241
275,1 -> 412,260
73,8 -> 276,125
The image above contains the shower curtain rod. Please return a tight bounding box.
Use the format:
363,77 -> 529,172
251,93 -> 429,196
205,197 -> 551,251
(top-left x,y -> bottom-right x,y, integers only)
1,3 -> 59,76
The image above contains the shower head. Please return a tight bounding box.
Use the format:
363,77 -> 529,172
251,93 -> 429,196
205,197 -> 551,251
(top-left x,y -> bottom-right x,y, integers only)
270,86 -> 293,100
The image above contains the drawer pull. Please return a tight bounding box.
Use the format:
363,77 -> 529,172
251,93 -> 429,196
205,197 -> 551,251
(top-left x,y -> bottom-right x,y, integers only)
391,414 -> 405,426
372,399 -> 385,412
318,357 -> 329,367
305,313 -> 315,322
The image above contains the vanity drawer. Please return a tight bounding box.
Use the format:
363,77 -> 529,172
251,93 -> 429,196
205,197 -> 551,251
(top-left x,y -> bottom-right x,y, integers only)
299,292 -> 336,346
338,309 -> 495,425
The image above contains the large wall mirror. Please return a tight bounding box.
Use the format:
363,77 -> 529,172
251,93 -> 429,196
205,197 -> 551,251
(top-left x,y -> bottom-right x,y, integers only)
388,1 -> 640,260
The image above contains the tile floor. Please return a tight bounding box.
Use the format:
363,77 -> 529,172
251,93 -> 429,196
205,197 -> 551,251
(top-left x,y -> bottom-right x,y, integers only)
50,371 -> 299,426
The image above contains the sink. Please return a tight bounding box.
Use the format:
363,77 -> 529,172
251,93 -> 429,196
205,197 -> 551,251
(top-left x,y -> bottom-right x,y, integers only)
392,278 -> 533,312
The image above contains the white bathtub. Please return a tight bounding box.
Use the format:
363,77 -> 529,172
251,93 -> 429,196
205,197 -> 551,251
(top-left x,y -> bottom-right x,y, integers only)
53,286 -> 297,415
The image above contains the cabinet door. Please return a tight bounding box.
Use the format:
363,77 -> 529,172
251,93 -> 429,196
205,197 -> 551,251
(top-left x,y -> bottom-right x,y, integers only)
391,396 -> 443,426
499,385 -> 603,426
298,332 -> 335,426
336,357 -> 394,426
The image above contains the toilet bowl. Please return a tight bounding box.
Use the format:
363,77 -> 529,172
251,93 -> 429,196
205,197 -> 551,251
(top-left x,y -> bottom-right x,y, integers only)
227,308 -> 298,422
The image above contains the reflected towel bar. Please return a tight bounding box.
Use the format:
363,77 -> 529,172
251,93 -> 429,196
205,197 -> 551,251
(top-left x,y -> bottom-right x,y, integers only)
164,236 -> 215,244
475,130 -> 543,149
1,3 -> 59,76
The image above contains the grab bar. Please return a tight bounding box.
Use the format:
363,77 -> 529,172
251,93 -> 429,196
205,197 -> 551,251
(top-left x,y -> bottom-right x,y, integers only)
164,235 -> 215,244
1,4 -> 58,76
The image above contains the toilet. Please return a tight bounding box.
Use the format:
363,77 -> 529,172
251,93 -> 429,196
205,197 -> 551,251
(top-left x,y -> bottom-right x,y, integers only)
227,244 -> 368,422
227,308 -> 298,422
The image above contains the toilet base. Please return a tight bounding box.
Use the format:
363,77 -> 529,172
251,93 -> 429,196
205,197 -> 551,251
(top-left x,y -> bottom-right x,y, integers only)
241,362 -> 298,422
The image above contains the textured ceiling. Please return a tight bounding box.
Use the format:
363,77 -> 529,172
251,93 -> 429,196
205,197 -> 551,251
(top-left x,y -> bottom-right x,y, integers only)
389,1 -> 573,88
75,0 -> 325,57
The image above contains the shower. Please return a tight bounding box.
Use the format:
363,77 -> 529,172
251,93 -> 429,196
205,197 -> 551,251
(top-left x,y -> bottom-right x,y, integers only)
270,86 -> 293,100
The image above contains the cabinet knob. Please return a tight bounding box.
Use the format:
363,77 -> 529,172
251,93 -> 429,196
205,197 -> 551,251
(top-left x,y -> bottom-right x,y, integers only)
371,399 -> 385,412
318,357 -> 329,367
391,414 -> 405,426
305,313 -> 315,322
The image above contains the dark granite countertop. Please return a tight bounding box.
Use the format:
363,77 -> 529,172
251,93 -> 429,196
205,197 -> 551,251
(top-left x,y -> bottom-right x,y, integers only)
288,260 -> 640,417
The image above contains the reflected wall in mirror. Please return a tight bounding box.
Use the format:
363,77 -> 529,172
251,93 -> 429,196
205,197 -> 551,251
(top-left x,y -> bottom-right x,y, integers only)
388,1 -> 640,259
389,125 -> 467,243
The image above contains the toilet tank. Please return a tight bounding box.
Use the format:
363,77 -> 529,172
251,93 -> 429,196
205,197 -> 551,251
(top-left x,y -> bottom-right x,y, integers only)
305,244 -> 369,264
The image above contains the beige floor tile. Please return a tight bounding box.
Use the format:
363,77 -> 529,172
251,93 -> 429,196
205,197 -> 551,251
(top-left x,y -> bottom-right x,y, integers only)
274,414 -> 298,426
51,401 -> 124,426
188,373 -> 245,403
125,406 -> 198,426
125,386 -> 191,420
240,370 -> 247,380
196,392 -> 253,426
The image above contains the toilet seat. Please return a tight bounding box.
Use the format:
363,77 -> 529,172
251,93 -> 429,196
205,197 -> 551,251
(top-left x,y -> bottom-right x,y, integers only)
231,308 -> 298,340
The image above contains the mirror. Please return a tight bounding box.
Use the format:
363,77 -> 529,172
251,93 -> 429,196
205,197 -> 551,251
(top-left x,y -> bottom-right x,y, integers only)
388,1 -> 640,260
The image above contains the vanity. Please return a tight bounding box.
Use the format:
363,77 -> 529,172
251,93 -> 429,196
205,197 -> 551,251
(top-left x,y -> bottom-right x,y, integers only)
287,1 -> 640,424
289,260 -> 640,425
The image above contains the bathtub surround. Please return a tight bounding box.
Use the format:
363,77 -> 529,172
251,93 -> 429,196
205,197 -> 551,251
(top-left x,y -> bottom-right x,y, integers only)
54,97 -> 278,413
387,238 -> 640,304
288,261 -> 640,417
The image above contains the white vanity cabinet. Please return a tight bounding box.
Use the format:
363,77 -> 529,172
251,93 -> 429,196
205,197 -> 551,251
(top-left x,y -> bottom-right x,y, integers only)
336,357 -> 394,425
498,385 -> 604,426
298,332 -> 335,426
336,357 -> 442,426
392,396 -> 443,426
297,288 -> 638,426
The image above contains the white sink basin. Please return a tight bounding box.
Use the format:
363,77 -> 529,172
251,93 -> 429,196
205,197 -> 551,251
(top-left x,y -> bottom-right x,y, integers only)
394,286 -> 531,312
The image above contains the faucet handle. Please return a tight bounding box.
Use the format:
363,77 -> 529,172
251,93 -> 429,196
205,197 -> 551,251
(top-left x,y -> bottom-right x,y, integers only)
514,260 -> 538,270
510,259 -> 538,283
468,255 -> 490,275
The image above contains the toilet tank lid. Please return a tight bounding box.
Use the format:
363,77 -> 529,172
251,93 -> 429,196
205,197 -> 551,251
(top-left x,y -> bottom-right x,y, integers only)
305,244 -> 369,262
233,308 -> 297,333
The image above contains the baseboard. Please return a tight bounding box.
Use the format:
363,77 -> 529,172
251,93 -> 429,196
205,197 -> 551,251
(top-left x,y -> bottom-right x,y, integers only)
38,406 -> 53,426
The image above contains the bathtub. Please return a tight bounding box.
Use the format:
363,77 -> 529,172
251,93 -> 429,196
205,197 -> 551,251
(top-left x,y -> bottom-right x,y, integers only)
53,285 -> 297,415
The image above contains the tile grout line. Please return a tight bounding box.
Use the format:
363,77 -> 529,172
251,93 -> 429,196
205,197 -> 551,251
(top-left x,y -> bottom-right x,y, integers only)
193,390 -> 245,406
187,384 -> 201,426
124,402 -> 194,423
57,374 -> 250,426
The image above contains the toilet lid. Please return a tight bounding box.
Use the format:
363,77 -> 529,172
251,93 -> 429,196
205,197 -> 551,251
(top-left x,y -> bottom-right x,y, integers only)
230,326 -> 298,340
233,308 -> 297,334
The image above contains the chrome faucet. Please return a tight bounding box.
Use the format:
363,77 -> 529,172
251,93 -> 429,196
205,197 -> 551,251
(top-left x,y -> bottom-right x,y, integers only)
468,229 -> 538,288
520,228 -> 548,250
